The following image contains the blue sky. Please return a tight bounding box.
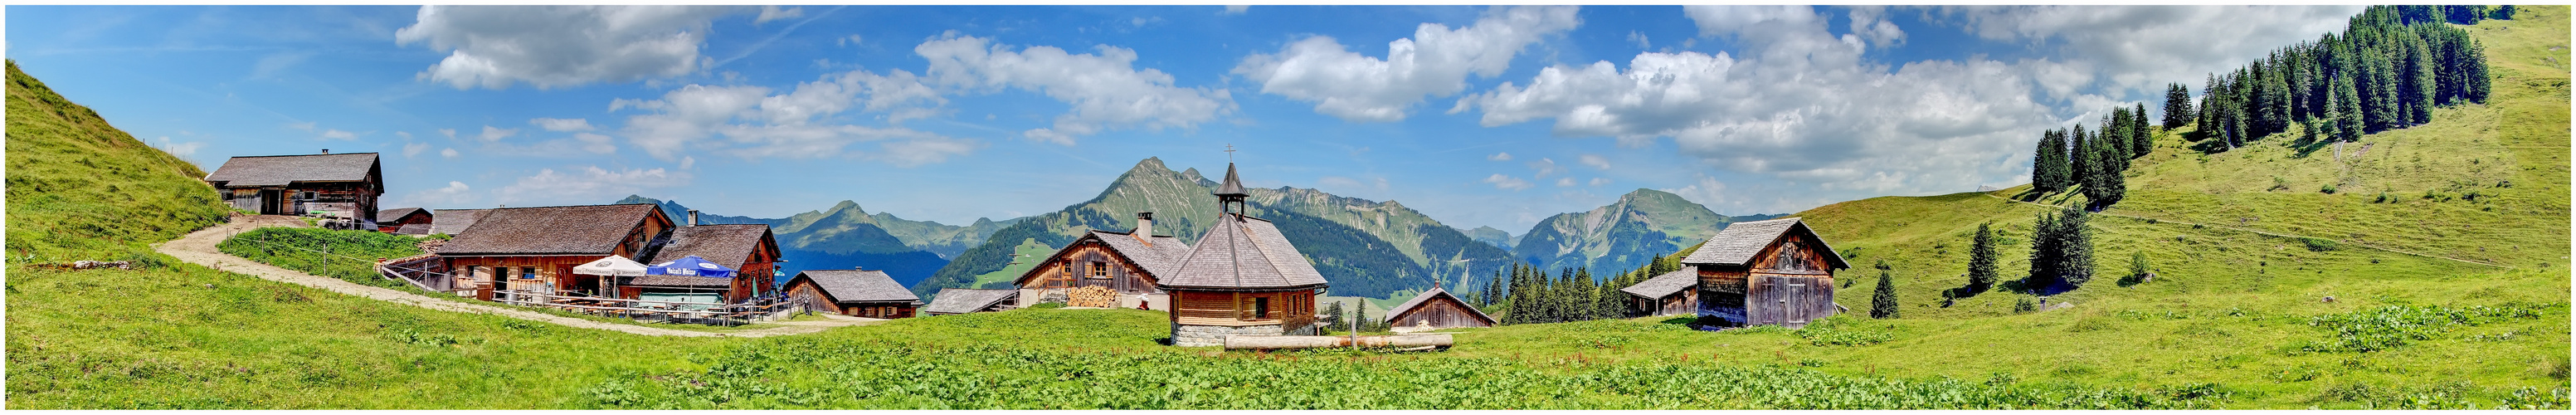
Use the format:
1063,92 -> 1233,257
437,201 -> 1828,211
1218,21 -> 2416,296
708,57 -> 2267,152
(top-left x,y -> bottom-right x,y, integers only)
7,5 -> 2362,232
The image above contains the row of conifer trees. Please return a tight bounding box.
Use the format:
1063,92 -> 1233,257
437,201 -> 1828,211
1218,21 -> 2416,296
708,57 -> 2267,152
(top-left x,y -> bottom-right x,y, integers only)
2190,5 -> 2496,149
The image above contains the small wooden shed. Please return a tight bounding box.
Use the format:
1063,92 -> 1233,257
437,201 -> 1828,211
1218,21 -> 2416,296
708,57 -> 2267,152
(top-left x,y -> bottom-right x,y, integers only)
376,208 -> 433,234
784,269 -> 921,319
922,288 -> 1020,315
202,152 -> 382,225
1681,217 -> 1849,329
1619,268 -> 1699,317
1382,287 -> 1495,332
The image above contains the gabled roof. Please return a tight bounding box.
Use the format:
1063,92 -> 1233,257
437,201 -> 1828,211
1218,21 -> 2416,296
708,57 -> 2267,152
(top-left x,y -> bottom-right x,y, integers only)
1679,217 -> 1850,270
1619,268 -> 1698,298
1159,213 -> 1329,290
377,208 -> 428,223
651,225 -> 776,271
1088,230 -> 1192,276
430,209 -> 489,236
392,223 -> 433,236
203,153 -> 380,188
436,204 -> 665,256
922,289 -> 1018,315
1382,287 -> 1495,325
793,270 -> 919,304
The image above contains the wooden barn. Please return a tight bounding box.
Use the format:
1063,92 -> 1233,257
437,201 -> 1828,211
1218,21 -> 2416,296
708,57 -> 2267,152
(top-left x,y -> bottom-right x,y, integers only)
783,269 -> 921,319
1619,268 -> 1700,317
631,221 -> 782,302
921,288 -> 1020,316
1015,212 -> 1190,310
202,151 -> 382,226
1158,164 -> 1327,347
436,203 -> 674,300
376,208 -> 433,235
1680,217 -> 1849,329
1382,286 -> 1495,332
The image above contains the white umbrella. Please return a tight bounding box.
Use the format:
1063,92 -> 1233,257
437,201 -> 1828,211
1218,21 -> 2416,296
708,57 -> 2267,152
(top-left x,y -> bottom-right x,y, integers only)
574,255 -> 650,276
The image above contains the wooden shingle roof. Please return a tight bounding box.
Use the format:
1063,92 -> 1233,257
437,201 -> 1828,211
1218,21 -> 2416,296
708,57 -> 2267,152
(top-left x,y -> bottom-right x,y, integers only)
652,225 -> 774,271
1087,230 -> 1192,276
203,153 -> 379,188
430,209 -> 489,236
377,208 -> 427,223
794,270 -> 919,304
1382,287 -> 1494,324
922,288 -> 1017,315
1160,213 -> 1328,290
436,204 -> 664,256
1678,217 -> 1849,269
1619,268 -> 1698,298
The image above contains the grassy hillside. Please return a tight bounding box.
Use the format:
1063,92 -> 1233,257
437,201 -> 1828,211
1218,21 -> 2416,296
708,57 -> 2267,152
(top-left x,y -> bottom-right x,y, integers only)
3,61 -> 729,408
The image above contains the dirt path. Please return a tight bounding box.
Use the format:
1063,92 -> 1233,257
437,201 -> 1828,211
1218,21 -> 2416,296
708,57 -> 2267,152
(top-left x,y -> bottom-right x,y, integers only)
153,217 -> 884,338
1982,193 -> 2509,269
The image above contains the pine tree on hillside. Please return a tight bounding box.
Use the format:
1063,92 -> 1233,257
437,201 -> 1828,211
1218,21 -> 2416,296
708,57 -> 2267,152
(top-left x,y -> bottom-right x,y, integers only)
2033,129 -> 2071,193
2164,83 -> 2195,129
1967,222 -> 1998,292
2131,103 -> 2154,155
2057,205 -> 2096,287
2069,124 -> 2092,188
2027,211 -> 2062,290
2335,73 -> 2365,142
1871,266 -> 1900,319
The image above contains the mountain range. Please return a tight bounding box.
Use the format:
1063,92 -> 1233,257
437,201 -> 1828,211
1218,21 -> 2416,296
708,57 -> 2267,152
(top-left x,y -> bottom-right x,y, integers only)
609,195 -> 1019,287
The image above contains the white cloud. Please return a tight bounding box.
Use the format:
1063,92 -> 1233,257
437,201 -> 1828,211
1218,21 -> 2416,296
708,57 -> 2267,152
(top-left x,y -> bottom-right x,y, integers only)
438,129 -> 456,139
611,67 -> 973,163
1847,6 -> 1906,49
1577,154 -> 1611,169
1936,6 -> 2359,96
917,34 -> 1231,144
1483,173 -> 1533,191
402,142 -> 431,157
402,181 -> 478,207
1129,17 -> 1164,27
393,6 -> 735,90
572,133 -> 616,154
836,35 -> 863,46
153,136 -> 206,159
531,117 -> 596,132
1527,158 -> 1560,178
1488,152 -> 1512,161
319,129 -> 359,140
1456,6 -> 2061,206
1627,31 -> 1650,49
440,148 -> 460,159
1222,5 -> 1249,15
753,6 -> 802,25
396,131 -> 413,139
1556,177 -> 1575,187
496,166 -> 690,206
1588,177 -> 1610,187
1237,6 -> 1579,122
477,125 -> 519,141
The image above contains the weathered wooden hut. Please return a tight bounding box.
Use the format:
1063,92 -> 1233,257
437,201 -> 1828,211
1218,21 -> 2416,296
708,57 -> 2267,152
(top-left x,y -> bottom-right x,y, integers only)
635,222 -> 782,302
1382,286 -> 1495,332
436,203 -> 674,300
1619,268 -> 1699,317
428,208 -> 489,236
783,269 -> 921,319
1157,164 -> 1327,347
1680,217 -> 1849,328
202,152 -> 382,225
921,288 -> 1020,315
376,208 -> 433,234
1015,212 -> 1190,310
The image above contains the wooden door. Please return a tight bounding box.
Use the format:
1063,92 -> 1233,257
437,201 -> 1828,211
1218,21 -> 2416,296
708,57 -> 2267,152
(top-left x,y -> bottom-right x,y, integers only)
1782,280 -> 1808,325
259,189 -> 284,214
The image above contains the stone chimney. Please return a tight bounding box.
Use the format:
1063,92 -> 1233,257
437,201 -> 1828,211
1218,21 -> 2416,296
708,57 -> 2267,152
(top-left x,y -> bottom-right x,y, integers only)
1135,212 -> 1155,241
687,209 -> 699,227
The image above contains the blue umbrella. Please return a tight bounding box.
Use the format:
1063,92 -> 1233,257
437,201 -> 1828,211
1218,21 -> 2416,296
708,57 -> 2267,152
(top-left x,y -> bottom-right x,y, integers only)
647,255 -> 736,278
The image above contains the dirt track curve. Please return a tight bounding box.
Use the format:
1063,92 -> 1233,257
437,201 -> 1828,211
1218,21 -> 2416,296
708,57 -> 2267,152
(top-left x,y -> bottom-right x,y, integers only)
152,216 -> 881,338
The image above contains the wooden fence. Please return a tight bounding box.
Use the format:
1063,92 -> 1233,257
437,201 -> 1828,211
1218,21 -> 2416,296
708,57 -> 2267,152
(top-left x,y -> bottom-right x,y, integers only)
493,290 -> 797,325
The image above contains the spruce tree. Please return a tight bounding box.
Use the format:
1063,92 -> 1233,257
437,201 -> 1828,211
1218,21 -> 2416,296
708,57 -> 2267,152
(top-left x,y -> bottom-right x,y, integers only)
1870,266 -> 1900,319
2058,204 -> 2096,288
2069,124 -> 2091,188
2403,38 -> 2435,125
2335,73 -> 2365,142
2033,129 -> 2071,193
2027,211 -> 2062,291
1968,222 -> 1998,291
2129,251 -> 2150,281
2164,83 -> 2195,129
2131,103 -> 2154,155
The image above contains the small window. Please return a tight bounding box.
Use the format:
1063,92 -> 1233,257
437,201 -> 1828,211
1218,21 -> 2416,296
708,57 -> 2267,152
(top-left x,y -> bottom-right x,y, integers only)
521,266 -> 538,280
1088,261 -> 1109,279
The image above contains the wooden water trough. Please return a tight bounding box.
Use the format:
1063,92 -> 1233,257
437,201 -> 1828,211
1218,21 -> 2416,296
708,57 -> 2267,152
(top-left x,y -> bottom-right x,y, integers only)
1223,334 -> 1453,351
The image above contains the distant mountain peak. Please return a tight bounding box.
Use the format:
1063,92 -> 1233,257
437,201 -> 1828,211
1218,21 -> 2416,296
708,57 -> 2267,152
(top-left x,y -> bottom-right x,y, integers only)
1132,156 -> 1166,172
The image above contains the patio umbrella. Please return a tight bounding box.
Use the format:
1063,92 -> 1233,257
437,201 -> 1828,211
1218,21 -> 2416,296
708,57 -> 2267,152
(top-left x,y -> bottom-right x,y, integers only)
647,255 -> 736,278
574,255 -> 650,276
